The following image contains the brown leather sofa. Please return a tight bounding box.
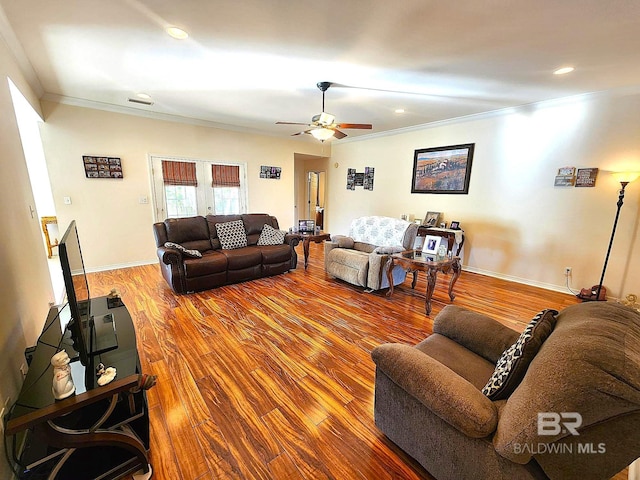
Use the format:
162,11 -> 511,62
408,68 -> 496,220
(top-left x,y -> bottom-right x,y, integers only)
152,214 -> 299,293
372,301 -> 640,479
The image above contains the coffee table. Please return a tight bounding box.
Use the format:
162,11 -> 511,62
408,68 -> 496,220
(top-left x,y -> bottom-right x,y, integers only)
386,250 -> 461,315
298,231 -> 331,269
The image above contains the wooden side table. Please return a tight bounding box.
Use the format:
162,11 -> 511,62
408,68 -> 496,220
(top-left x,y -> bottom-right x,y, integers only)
386,250 -> 461,315
298,231 -> 331,269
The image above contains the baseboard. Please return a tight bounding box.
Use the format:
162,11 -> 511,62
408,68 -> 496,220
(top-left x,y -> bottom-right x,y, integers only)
85,259 -> 157,274
463,265 -> 579,296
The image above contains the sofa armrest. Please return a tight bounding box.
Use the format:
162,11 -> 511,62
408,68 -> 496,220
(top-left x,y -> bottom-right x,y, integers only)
433,305 -> 519,363
372,343 -> 498,438
284,233 -> 300,247
157,245 -> 183,265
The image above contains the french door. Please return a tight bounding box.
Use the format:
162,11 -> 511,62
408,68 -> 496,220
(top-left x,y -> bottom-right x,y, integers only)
150,155 -> 247,221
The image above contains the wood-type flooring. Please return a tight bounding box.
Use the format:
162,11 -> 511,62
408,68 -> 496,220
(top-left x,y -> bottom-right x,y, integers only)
85,243 -> 627,480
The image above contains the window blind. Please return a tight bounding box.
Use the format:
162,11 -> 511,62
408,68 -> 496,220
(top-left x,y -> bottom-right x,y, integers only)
161,160 -> 197,186
211,164 -> 240,187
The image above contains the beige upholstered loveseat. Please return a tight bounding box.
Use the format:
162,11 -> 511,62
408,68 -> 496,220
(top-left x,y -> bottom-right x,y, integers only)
324,216 -> 418,291
372,301 -> 640,479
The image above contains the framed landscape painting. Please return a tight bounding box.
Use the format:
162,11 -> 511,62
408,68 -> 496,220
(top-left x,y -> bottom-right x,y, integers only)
411,143 -> 475,194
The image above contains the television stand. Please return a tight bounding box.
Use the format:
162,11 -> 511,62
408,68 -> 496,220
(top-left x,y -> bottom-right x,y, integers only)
5,296 -> 152,480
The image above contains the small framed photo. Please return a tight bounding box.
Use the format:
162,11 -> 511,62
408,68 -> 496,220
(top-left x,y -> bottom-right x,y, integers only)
424,211 -> 441,227
423,235 -> 442,254
439,222 -> 447,228
450,221 -> 460,230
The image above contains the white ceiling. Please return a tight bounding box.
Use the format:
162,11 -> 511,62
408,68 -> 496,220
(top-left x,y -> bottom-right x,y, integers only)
2,0 -> 640,140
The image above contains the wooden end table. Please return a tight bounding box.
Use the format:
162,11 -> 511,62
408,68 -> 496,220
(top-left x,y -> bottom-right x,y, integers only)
386,250 -> 461,315
298,231 -> 331,269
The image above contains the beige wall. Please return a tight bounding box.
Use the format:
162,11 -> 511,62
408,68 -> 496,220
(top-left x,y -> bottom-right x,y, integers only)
39,101 -> 327,271
327,89 -> 640,298
0,33 -> 54,479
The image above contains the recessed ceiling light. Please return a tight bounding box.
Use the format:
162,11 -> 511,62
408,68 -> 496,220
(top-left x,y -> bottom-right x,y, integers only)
395,108 -> 405,114
554,66 -> 575,75
166,27 -> 189,40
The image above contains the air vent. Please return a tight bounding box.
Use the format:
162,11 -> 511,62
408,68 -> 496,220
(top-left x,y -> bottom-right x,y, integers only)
128,98 -> 154,106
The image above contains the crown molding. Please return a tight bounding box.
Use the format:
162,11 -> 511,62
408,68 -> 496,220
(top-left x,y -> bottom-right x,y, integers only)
0,4 -> 44,97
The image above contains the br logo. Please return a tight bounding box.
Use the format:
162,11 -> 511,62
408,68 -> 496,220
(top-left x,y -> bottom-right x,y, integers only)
537,412 -> 582,436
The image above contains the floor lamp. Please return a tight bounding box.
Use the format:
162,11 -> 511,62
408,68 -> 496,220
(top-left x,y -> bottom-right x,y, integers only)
595,172 -> 640,301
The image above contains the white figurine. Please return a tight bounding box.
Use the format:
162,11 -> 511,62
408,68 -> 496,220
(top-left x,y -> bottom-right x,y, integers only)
51,350 -> 75,400
97,366 -> 117,386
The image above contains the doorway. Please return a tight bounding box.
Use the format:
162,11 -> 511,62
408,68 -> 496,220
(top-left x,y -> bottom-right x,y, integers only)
294,153 -> 329,229
307,171 -> 326,228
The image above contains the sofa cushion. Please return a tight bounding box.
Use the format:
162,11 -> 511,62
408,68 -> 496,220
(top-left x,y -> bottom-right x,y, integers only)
164,242 -> 202,258
244,214 -> 275,245
482,309 -> 557,400
164,216 -> 212,251
216,220 -> 248,250
326,248 -> 370,287
221,246 -> 262,270
417,334 -> 497,390
260,244 -> 292,264
257,224 -> 286,246
183,250 -> 228,277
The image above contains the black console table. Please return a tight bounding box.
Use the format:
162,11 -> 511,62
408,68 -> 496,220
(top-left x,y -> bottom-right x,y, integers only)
5,296 -> 151,480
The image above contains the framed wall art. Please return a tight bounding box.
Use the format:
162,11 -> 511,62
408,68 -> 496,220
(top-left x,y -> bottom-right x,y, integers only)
411,143 -> 475,194
83,156 -> 123,179
260,165 -> 281,179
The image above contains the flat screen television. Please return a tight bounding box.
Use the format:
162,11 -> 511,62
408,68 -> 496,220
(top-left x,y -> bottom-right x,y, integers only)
59,220 -> 91,365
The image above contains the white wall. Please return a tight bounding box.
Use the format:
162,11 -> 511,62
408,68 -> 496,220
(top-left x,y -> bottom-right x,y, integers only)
327,89 -> 640,298
39,101 -> 327,271
0,31 -> 54,480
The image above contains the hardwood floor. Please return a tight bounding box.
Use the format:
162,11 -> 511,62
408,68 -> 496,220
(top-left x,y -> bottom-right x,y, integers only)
86,243 -> 627,480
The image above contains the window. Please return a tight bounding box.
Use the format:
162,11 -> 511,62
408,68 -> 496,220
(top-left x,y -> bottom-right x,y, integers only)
211,164 -> 241,215
151,156 -> 247,220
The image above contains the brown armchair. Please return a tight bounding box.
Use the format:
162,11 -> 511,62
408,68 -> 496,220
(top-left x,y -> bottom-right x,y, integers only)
372,302 -> 640,479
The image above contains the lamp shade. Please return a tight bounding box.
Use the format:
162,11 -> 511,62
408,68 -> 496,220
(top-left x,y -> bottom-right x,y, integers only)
310,128 -> 335,141
612,171 -> 640,184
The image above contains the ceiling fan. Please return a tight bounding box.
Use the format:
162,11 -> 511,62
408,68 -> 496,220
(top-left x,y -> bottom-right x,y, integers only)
276,82 -> 373,141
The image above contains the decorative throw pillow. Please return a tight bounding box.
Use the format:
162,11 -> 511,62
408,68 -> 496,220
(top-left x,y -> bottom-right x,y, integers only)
216,220 -> 247,250
257,224 -> 286,246
482,309 -> 558,400
164,242 -> 202,258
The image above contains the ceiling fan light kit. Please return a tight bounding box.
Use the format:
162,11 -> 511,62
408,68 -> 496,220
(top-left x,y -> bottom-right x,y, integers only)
276,81 -> 373,141
310,128 -> 335,141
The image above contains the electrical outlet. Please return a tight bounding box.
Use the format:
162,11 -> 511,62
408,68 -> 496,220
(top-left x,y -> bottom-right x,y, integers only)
565,267 -> 572,276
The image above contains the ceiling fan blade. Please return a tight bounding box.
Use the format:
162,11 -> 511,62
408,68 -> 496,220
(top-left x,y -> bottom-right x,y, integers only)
291,130 -> 311,136
335,123 -> 372,130
277,121 -> 312,126
332,129 -> 348,139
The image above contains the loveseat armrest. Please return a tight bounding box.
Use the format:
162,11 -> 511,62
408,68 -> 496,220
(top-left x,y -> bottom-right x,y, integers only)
372,343 -> 498,438
433,305 -> 519,364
